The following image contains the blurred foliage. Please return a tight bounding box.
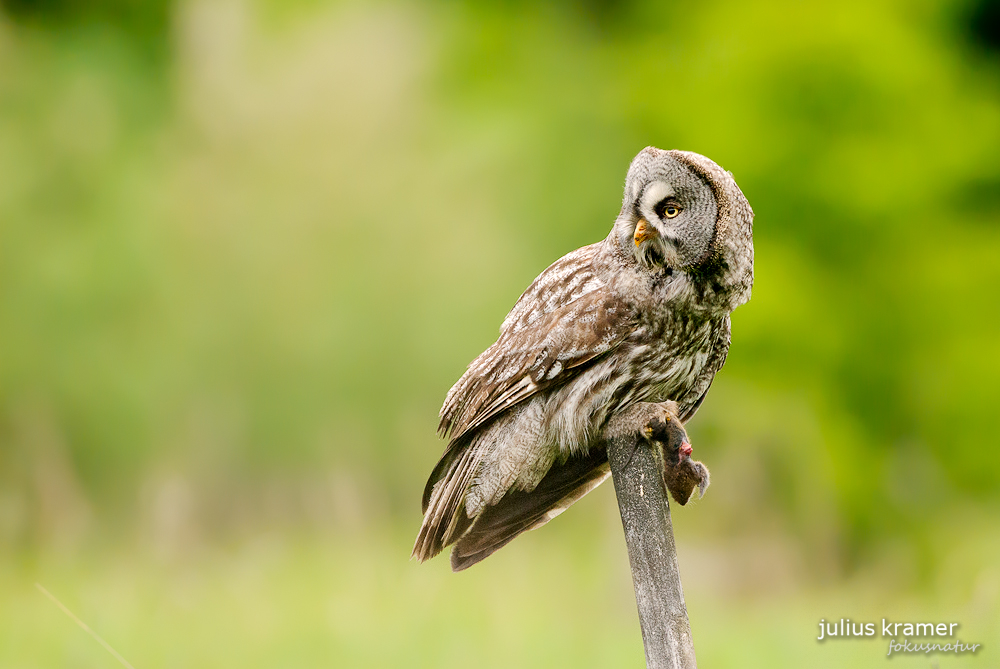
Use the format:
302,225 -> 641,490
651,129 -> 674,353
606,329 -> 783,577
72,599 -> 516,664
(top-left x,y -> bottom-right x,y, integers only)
3,528 -> 998,669
1,0 -> 1000,665
969,0 -> 1000,49
0,0 -> 172,61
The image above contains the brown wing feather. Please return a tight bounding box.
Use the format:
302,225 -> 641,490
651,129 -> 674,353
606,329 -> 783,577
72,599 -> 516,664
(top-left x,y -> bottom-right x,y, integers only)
415,244 -> 634,563
413,438 -> 479,561
500,243 -> 606,335
450,449 -> 610,571
443,296 -> 630,441
438,244 -> 632,442
415,284 -> 633,561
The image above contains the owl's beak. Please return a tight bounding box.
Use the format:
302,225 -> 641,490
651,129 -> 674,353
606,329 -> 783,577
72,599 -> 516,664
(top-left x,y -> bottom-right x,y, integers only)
633,218 -> 656,246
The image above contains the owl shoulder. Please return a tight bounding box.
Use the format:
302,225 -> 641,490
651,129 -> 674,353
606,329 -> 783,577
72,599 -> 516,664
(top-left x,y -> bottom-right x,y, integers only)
500,242 -> 605,335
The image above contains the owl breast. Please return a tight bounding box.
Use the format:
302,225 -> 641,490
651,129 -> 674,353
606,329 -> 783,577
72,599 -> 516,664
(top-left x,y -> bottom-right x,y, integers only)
541,309 -> 727,456
618,312 -> 725,410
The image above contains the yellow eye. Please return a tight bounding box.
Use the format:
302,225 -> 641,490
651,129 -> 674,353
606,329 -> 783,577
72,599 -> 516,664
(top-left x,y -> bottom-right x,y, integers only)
664,205 -> 680,218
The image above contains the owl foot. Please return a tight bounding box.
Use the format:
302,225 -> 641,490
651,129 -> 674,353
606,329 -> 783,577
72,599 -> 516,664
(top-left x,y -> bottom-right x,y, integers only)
635,402 -> 710,506
603,401 -> 711,505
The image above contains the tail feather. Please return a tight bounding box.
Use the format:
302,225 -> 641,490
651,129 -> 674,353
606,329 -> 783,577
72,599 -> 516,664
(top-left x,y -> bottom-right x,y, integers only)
412,442 -> 480,562
420,439 -> 463,514
450,450 -> 609,570
415,433 -> 612,570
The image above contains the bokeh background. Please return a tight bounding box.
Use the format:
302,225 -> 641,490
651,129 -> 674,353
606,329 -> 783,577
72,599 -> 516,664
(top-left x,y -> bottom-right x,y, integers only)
2,0 -> 999,666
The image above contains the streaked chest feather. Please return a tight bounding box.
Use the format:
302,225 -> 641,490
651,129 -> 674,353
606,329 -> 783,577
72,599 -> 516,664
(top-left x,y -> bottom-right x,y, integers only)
626,317 -> 719,400
543,314 -> 722,452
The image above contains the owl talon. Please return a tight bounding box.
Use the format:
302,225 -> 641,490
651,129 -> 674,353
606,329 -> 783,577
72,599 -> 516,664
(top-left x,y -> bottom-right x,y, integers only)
633,403 -> 712,505
642,417 -> 670,442
639,402 -> 682,444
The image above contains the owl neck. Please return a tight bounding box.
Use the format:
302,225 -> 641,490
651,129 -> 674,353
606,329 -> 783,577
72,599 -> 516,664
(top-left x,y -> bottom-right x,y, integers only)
600,227 -> 751,317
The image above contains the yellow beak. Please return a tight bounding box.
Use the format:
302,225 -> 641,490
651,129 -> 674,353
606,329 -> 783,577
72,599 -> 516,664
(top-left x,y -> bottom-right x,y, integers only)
634,218 -> 655,246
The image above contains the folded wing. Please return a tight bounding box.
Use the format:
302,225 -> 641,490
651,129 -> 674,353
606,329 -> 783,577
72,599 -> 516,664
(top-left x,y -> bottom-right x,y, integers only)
414,244 -> 636,565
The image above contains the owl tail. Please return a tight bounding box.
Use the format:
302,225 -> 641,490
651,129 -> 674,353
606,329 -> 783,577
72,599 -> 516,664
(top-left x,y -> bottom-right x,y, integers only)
413,444 -> 611,571
412,441 -> 479,563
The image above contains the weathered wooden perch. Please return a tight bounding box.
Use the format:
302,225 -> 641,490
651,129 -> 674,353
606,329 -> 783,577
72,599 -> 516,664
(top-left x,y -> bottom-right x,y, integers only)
605,403 -> 698,669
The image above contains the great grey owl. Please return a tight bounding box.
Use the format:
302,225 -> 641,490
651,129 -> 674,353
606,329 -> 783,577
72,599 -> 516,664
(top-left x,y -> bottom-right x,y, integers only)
413,147 -> 754,571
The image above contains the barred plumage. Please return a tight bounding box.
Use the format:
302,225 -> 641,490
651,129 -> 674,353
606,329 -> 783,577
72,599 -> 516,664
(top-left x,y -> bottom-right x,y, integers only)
414,147 -> 754,570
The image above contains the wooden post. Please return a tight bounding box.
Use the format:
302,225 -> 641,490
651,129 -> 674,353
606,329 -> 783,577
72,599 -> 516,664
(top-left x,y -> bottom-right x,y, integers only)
605,403 -> 697,669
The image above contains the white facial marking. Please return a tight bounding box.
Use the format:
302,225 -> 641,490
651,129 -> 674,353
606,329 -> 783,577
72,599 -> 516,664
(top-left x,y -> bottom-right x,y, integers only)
641,181 -> 675,219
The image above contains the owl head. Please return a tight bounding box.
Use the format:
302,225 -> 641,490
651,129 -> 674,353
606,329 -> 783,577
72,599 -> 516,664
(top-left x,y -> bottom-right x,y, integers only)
615,147 -> 752,286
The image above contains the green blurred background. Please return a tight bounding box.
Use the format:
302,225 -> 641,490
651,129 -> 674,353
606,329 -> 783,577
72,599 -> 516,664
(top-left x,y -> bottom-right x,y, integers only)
1,0 -> 999,666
